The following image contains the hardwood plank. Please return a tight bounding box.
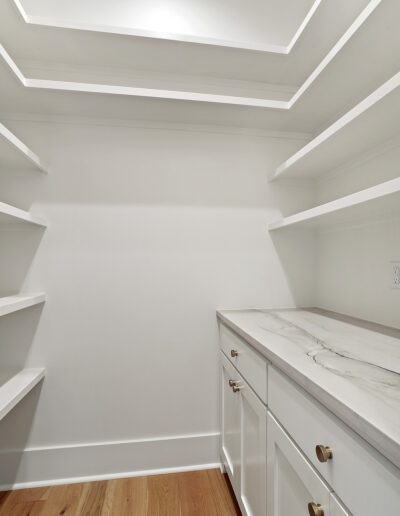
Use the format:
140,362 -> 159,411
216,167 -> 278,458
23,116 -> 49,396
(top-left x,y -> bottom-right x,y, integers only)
40,482 -> 86,516
210,471 -> 241,516
0,469 -> 240,515
76,481 -> 108,515
0,486 -> 49,515
178,470 -> 219,516
101,477 -> 148,516
146,472 -> 181,516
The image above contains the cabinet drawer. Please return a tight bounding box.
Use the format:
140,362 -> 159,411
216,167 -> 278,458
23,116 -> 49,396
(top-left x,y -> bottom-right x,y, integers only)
330,494 -> 350,516
268,366 -> 400,516
267,412 -> 331,516
219,322 -> 267,404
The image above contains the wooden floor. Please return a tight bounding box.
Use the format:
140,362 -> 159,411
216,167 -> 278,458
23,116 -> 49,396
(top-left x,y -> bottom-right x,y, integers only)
0,469 -> 241,516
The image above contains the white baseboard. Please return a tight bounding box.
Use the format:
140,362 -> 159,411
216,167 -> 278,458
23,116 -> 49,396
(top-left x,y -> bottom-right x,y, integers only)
0,432 -> 221,491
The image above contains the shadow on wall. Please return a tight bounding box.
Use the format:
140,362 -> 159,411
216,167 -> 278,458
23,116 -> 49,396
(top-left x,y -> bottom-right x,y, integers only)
0,305 -> 45,487
0,167 -> 47,212
0,385 -> 43,489
0,228 -> 45,296
269,227 -> 316,308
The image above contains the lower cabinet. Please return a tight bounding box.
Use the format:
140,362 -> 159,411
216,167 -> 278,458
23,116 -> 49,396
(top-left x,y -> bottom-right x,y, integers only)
221,353 -> 267,516
219,323 -> 399,516
267,412 -> 331,516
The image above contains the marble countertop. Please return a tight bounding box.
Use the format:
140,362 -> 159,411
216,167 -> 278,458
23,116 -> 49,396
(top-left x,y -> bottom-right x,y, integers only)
217,308 -> 400,469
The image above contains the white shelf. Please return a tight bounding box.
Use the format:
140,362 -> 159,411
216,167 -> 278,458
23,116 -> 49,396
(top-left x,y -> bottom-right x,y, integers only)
0,0 -> 377,98
0,368 -> 45,421
0,293 -> 46,317
272,71 -> 400,180
11,0 -> 323,54
268,177 -> 400,230
0,122 -> 47,172
0,201 -> 47,227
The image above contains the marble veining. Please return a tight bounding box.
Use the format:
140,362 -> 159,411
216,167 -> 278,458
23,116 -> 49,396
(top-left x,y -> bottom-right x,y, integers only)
260,310 -> 400,405
217,308 -> 400,468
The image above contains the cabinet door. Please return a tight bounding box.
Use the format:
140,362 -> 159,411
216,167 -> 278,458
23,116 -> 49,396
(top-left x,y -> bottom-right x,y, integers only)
267,412 -> 331,516
240,380 -> 267,516
330,495 -> 351,516
221,356 -> 241,493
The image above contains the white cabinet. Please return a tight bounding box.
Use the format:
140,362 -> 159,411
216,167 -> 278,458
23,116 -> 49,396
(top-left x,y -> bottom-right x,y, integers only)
268,366 -> 400,516
240,374 -> 267,516
220,353 -> 267,516
330,495 -> 350,516
267,412 -> 331,516
221,353 -> 241,492
219,320 -> 400,516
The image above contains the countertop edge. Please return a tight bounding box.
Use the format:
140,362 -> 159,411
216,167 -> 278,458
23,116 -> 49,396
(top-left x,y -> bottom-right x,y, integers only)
217,310 -> 400,470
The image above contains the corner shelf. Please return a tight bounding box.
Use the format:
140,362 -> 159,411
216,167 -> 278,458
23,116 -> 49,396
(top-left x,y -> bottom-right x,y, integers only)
268,177 -> 400,230
0,122 -> 47,172
0,201 -> 47,227
271,72 -> 400,180
0,293 -> 46,317
0,368 -> 45,421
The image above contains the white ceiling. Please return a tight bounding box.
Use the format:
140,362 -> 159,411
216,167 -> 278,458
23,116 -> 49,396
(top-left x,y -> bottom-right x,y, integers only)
19,0 -> 316,48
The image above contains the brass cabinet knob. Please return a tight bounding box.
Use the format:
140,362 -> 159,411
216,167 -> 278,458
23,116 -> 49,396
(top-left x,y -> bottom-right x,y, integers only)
232,384 -> 242,393
315,445 -> 333,463
308,502 -> 324,516
230,349 -> 239,357
228,379 -> 236,387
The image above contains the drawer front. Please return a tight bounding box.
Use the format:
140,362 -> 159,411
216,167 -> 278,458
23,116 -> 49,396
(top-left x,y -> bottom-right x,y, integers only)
267,411 -> 331,516
330,494 -> 351,516
219,322 -> 267,404
268,366 -> 400,516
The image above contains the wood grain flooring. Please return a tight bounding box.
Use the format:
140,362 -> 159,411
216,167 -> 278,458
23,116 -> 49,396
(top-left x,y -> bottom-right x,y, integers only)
0,469 -> 241,516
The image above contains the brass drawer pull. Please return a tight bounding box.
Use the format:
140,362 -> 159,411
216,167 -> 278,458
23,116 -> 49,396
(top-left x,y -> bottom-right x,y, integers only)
315,445 -> 333,463
232,384 -> 242,393
228,379 -> 237,387
308,502 -> 324,516
230,349 -> 239,357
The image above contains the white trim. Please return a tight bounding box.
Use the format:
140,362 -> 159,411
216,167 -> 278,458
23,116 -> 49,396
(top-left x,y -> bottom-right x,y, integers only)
0,432 -> 220,491
0,293 -> 46,317
11,0 -> 322,55
24,431 -> 220,452
288,0 -> 382,107
25,77 -> 288,109
0,201 -> 47,227
286,0 -> 323,53
0,121 -> 47,172
0,112 -> 312,140
0,1 -> 383,112
0,369 -> 45,422
273,70 -> 400,180
0,463 -> 222,491
268,177 -> 400,230
2,1 -> 380,111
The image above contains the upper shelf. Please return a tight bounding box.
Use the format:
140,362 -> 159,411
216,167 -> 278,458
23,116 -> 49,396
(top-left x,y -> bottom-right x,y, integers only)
12,0 -> 323,54
0,201 -> 47,227
0,122 -> 47,172
0,368 -> 45,421
268,177 -> 400,230
0,293 -> 46,317
0,0 -> 375,89
1,0 -> 399,136
271,71 -> 400,180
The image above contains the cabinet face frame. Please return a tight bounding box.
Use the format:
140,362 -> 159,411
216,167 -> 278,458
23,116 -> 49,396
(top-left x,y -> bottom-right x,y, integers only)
267,411 -> 331,516
239,377 -> 267,516
220,353 -> 242,492
330,494 -> 351,516
220,352 -> 268,516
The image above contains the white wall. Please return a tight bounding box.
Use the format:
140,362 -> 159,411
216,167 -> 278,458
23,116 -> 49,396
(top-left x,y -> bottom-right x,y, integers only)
19,0 -> 315,47
0,117 -> 314,486
315,140 -> 400,329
